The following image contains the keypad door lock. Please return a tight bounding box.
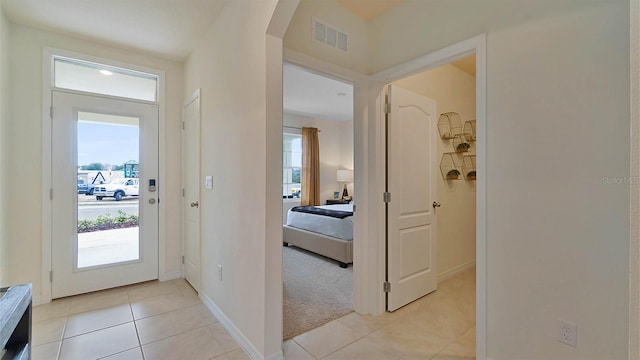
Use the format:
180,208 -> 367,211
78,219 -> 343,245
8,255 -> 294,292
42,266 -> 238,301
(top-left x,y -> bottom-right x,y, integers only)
149,179 -> 156,192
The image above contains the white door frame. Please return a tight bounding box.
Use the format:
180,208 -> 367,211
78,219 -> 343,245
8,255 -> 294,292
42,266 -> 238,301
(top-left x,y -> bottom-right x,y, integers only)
630,0 -> 639,357
368,34 -> 487,358
40,47 -> 167,304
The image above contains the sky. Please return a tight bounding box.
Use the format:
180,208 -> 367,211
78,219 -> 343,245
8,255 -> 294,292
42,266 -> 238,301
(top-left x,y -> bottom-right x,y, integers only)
77,121 -> 139,166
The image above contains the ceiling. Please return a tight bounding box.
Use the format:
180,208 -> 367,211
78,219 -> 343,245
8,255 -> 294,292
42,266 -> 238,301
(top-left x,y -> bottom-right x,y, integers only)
284,64 -> 353,122
1,0 -> 226,61
2,1 -> 353,122
336,0 -> 404,21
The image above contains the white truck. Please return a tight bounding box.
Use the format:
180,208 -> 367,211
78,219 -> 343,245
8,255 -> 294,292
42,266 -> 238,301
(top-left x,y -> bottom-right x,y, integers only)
93,178 -> 139,201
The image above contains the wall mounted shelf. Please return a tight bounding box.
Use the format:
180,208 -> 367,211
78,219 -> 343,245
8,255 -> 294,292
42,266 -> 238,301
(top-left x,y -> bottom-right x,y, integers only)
440,152 -> 462,180
462,155 -> 476,180
438,112 -> 462,139
463,120 -> 476,142
452,134 -> 471,153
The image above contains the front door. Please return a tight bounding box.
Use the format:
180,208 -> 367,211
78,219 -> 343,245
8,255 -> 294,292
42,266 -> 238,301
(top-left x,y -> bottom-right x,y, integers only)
386,84 -> 438,311
51,91 -> 159,298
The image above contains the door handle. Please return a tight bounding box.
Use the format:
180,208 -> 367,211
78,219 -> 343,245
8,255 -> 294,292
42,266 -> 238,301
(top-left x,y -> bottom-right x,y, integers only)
432,201 -> 441,208
190,201 -> 199,208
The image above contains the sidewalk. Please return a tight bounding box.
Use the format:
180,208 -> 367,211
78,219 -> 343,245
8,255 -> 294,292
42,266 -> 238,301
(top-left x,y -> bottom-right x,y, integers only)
78,227 -> 139,268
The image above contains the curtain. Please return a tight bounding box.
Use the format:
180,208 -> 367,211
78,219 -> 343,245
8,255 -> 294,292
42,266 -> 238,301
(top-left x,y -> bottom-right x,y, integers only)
301,127 -> 320,206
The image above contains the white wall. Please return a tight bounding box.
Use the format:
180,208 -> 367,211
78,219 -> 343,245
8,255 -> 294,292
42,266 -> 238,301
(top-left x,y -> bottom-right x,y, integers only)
0,1 -> 9,286
378,2 -> 630,359
283,113 -> 354,203
285,0 -> 630,358
393,64 -> 476,280
283,0 -> 368,74
182,0 -> 288,357
340,119 -> 353,175
5,23 -> 184,299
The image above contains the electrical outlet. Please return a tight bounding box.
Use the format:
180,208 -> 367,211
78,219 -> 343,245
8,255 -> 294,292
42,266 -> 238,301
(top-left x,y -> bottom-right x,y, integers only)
218,265 -> 222,281
557,319 -> 577,347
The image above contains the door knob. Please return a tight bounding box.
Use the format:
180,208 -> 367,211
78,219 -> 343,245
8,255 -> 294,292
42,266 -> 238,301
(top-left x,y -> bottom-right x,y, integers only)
190,201 -> 199,208
432,201 -> 441,208
148,198 -> 156,204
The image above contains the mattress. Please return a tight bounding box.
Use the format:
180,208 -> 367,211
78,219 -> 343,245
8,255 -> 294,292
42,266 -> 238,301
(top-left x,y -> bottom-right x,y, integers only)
286,204 -> 353,240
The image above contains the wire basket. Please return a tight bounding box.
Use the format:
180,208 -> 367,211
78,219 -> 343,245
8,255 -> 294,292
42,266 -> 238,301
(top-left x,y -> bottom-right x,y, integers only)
438,112 -> 462,139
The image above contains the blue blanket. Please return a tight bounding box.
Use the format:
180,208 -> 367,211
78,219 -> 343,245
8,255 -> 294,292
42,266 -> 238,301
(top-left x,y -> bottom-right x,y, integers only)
291,206 -> 353,219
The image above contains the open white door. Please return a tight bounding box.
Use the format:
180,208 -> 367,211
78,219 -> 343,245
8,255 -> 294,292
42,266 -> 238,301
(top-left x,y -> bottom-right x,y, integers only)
182,90 -> 201,291
386,84 -> 438,311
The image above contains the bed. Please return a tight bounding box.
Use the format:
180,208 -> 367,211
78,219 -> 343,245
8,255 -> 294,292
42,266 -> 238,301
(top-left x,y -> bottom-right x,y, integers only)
283,203 -> 353,268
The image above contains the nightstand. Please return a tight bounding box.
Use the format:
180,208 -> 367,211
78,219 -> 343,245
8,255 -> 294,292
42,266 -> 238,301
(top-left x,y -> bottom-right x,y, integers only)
326,199 -> 350,205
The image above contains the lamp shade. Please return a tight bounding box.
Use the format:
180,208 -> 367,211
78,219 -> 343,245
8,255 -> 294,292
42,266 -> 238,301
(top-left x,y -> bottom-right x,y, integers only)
336,169 -> 354,182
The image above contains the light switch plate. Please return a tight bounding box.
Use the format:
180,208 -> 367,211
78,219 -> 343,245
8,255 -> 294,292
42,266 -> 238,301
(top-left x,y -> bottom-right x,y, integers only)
205,176 -> 213,190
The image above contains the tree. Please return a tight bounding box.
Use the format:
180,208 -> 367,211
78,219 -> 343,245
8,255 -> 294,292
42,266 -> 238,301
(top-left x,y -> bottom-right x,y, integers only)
292,168 -> 301,184
80,162 -> 106,170
112,164 -> 124,171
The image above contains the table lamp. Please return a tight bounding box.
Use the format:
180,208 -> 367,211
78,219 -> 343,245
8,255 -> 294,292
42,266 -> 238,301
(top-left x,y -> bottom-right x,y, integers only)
336,169 -> 353,200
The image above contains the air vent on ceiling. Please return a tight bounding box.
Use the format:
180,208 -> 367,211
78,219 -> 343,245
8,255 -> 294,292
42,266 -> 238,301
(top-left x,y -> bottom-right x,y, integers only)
313,18 -> 348,52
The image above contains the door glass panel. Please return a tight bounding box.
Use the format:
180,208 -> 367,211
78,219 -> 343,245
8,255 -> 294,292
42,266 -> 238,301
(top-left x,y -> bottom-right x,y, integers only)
77,111 -> 140,268
54,57 -> 158,102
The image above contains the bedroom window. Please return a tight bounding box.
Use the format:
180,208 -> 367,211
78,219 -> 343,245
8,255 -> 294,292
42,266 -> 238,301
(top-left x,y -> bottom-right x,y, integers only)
283,133 -> 302,198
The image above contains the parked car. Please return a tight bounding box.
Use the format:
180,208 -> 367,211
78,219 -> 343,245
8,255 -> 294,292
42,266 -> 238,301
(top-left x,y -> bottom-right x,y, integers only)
77,179 -> 96,195
93,178 -> 139,201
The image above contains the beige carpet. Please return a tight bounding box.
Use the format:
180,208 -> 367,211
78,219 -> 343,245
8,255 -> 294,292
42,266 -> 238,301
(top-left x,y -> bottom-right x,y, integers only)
283,245 -> 353,340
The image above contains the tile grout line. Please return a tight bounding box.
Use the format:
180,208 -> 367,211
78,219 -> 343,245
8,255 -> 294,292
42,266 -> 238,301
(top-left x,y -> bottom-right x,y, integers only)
94,345 -> 141,360
136,322 -> 216,348
55,337 -> 62,360
291,338 -> 318,359
128,293 -> 147,360
54,315 -> 68,360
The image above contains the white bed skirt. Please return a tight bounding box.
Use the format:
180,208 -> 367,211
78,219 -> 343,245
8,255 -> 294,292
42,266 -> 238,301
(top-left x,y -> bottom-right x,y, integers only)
283,225 -> 353,266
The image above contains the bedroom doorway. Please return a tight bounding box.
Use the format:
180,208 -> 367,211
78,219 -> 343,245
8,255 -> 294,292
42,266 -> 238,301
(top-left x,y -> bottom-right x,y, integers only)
281,63 -> 355,339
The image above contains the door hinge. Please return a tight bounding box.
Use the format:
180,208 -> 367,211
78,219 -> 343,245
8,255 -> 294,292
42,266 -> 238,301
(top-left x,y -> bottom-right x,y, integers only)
383,192 -> 391,203
50,270 -> 53,282
50,188 -> 53,200
383,281 -> 391,293
384,103 -> 391,114
182,188 -> 185,197
182,121 -> 185,130
352,204 -> 356,213
182,256 -> 185,264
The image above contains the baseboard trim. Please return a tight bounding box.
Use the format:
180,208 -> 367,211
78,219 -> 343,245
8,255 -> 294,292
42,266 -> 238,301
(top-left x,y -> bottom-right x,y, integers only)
438,261 -> 476,283
264,350 -> 284,360
159,271 -> 182,281
32,295 -> 46,306
200,292 -> 268,360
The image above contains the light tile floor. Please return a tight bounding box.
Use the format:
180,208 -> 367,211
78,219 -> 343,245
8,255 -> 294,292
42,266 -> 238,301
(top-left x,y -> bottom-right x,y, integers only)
285,268 -> 476,360
32,278 -> 247,360
33,268 -> 475,360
